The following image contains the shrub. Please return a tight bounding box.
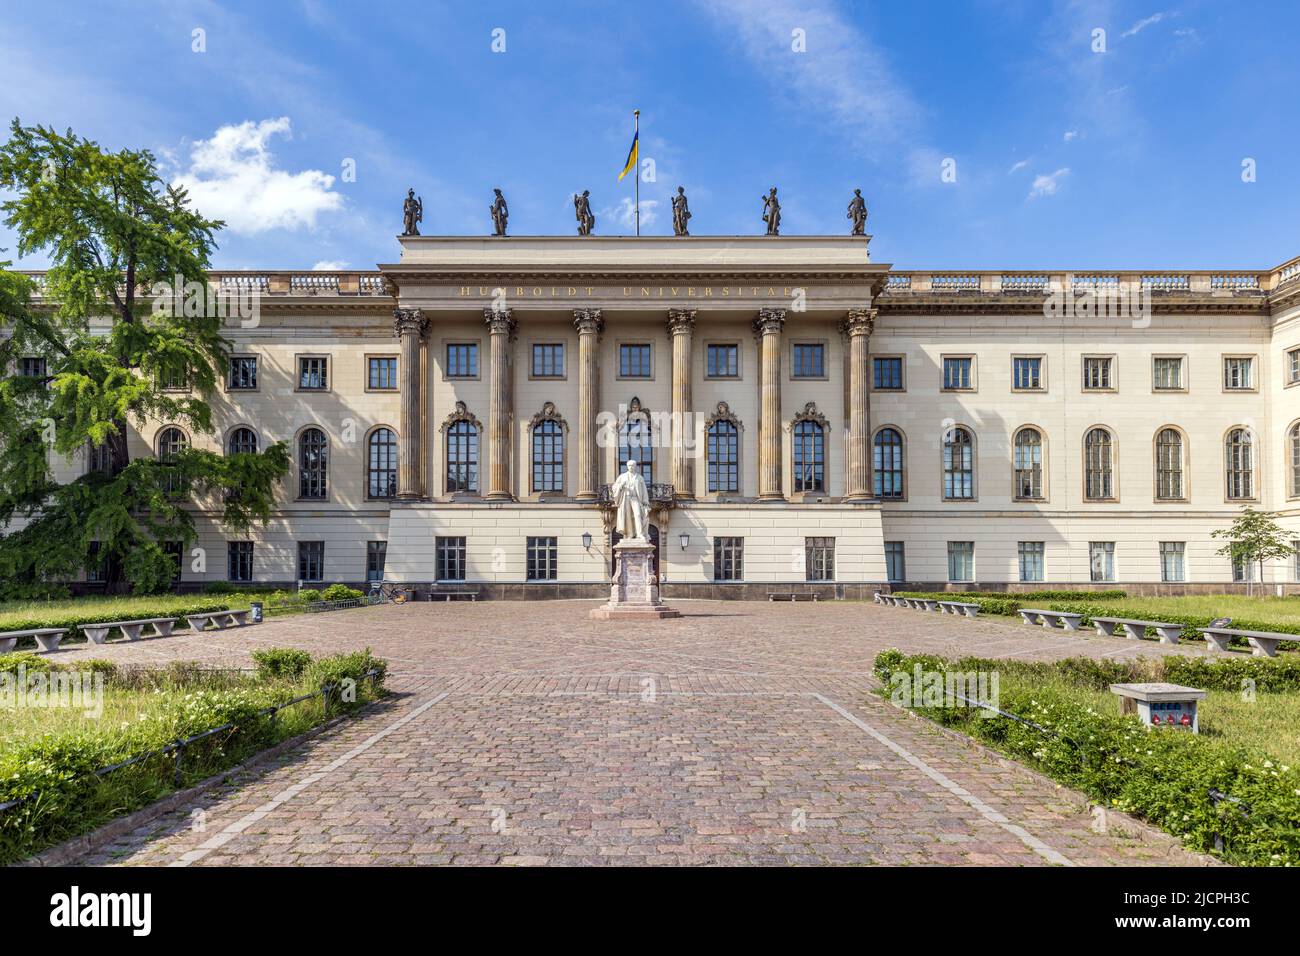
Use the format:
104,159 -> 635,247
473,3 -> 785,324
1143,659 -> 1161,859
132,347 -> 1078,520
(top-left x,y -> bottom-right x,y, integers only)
874,650 -> 1300,866
320,583 -> 364,602
251,648 -> 313,681
298,588 -> 322,603
306,648 -> 388,696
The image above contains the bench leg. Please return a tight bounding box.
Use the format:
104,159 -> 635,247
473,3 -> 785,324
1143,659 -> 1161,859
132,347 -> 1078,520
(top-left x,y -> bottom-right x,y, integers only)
1040,617 -> 1055,629
35,634 -> 63,653
964,608 -> 979,618
1204,633 -> 1231,653
84,627 -> 110,645
1121,624 -> 1143,640
1094,621 -> 1116,637
155,621 -> 175,637
0,638 -> 16,654
1155,626 -> 1180,645
1060,618 -> 1081,632
1248,638 -> 1278,658
122,624 -> 143,641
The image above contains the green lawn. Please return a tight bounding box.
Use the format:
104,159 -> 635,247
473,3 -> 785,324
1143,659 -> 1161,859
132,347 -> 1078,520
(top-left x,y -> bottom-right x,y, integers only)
996,670 -> 1300,766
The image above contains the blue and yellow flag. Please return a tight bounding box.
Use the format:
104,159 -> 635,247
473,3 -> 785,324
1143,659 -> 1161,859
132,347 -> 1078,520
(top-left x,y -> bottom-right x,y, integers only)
618,130 -> 638,181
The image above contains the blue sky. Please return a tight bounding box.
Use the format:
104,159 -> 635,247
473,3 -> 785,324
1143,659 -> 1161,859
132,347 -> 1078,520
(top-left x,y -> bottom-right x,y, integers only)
1,0 -> 1297,270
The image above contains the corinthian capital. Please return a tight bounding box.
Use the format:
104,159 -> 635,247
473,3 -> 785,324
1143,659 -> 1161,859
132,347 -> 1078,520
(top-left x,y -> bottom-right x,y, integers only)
666,308 -> 697,336
483,307 -> 517,335
752,307 -> 786,336
573,308 -> 604,335
840,308 -> 877,338
393,308 -> 428,339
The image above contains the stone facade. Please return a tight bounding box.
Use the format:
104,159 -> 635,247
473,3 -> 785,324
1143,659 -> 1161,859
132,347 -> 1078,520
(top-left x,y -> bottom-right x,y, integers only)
18,239 -> 1300,594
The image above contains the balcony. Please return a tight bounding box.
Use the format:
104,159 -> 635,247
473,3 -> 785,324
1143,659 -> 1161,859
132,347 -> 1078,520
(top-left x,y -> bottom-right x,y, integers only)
596,483 -> 676,509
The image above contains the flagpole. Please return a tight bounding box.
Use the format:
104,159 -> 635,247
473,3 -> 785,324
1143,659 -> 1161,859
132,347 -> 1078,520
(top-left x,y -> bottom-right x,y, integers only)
633,109 -> 640,237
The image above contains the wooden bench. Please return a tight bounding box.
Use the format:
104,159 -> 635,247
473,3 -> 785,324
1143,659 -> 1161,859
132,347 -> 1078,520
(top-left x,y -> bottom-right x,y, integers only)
81,617 -> 177,644
768,592 -> 818,602
0,627 -> 69,653
1018,608 -> 1085,631
184,609 -> 253,632
936,601 -> 980,618
1092,616 -> 1185,645
1202,626 -> 1291,658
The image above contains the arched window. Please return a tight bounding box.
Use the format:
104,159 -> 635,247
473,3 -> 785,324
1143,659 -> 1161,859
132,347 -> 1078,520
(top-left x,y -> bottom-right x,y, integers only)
298,427 -> 328,500
1155,428 -> 1184,500
942,427 -> 974,500
1013,428 -> 1043,500
446,421 -> 478,493
707,420 -> 739,493
1291,424 -> 1300,498
618,416 -> 654,485
228,427 -> 258,455
793,421 -> 825,493
1225,427 -> 1254,500
873,428 -> 904,498
1083,427 -> 1114,500
367,428 -> 398,499
532,420 -> 564,493
157,427 -> 189,495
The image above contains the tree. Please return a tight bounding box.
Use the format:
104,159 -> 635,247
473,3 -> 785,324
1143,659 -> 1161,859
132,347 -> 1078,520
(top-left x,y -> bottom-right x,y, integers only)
0,120 -> 289,596
1211,505 -> 1295,596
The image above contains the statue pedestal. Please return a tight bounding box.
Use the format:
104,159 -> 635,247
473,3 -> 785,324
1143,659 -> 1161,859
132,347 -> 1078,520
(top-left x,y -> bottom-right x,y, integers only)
589,539 -> 681,620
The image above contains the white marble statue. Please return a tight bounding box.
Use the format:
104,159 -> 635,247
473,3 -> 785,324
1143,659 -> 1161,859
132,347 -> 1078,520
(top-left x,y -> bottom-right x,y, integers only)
611,459 -> 650,541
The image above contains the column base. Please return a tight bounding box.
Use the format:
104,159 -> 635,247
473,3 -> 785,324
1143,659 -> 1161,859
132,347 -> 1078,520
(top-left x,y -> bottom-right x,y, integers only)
483,492 -> 515,502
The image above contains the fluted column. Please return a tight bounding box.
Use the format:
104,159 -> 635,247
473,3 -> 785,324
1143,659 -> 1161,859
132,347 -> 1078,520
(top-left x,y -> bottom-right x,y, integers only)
484,308 -> 516,500
393,308 -> 428,499
667,309 -> 696,499
573,309 -> 603,500
754,308 -> 786,500
843,308 -> 876,501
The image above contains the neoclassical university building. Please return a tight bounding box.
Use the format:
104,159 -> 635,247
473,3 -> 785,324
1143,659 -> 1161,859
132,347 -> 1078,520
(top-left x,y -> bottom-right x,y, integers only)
26,233 -> 1300,596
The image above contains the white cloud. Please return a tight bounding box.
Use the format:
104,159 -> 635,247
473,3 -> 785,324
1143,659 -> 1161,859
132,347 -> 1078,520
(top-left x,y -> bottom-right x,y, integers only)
312,260 -> 349,270
696,0 -> 921,155
1008,158 -> 1031,174
173,118 -> 344,234
600,196 -> 660,231
1029,168 -> 1070,198
1121,12 -> 1168,38
1063,129 -> 1079,142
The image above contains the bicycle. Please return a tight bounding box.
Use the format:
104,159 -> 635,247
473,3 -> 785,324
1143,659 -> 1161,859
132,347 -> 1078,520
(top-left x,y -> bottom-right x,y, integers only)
367,580 -> 409,605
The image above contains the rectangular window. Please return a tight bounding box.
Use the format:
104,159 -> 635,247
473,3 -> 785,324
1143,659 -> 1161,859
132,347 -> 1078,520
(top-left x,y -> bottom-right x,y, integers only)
1017,542 -> 1045,582
1083,356 -> 1113,390
159,366 -> 189,390
1232,553 -> 1258,583
942,356 -> 973,390
298,357 -> 328,390
713,536 -> 744,582
19,356 -> 46,379
1089,541 -> 1115,582
1159,542 -> 1185,583
1223,356 -> 1253,390
163,541 -> 184,582
872,356 -> 903,390
947,541 -> 974,583
227,541 -> 253,582
1289,349 -> 1300,386
531,343 -> 565,378
619,343 -> 652,378
298,541 -> 325,582
436,536 -> 466,582
366,541 -> 387,582
1012,357 -> 1042,391
368,356 -> 398,390
526,536 -> 558,581
885,541 -> 906,583
1153,356 -> 1184,390
805,537 -> 835,582
228,356 -> 258,390
792,343 -> 825,378
86,541 -> 106,583
446,343 -> 478,378
1292,541 -> 1300,582
707,343 -> 739,378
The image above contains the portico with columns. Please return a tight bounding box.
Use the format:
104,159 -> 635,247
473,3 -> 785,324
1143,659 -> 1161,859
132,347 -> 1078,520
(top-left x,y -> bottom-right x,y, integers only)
376,234 -> 889,596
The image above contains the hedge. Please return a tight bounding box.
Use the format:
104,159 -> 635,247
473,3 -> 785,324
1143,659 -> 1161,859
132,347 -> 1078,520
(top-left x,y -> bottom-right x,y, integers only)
0,596 -> 240,639
894,591 -> 1299,652
874,649 -> 1300,866
0,648 -> 388,864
